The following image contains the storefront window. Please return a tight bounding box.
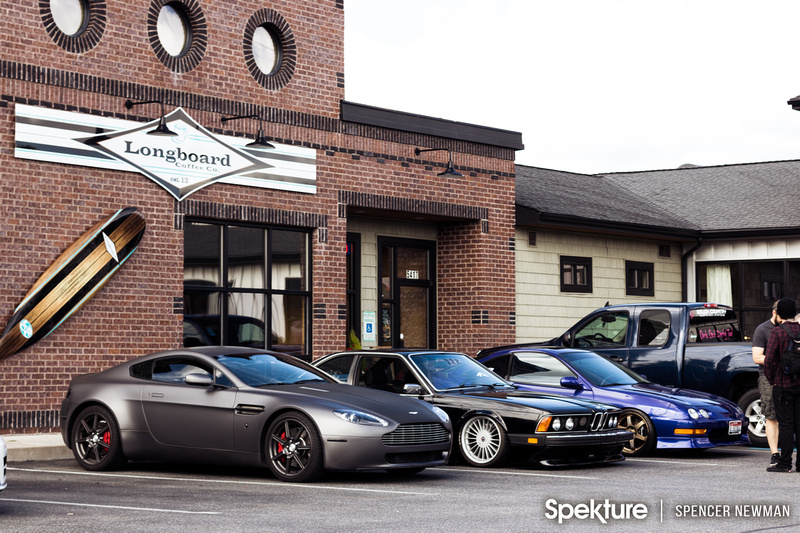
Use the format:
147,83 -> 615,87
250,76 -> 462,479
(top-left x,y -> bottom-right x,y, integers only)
183,221 -> 310,355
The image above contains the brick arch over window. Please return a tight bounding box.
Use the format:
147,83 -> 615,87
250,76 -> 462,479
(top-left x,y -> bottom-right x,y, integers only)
147,0 -> 207,73
40,0 -> 107,54
243,8 -> 297,91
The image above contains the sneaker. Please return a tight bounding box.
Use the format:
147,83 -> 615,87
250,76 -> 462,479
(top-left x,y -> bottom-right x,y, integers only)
767,464 -> 791,472
770,453 -> 781,466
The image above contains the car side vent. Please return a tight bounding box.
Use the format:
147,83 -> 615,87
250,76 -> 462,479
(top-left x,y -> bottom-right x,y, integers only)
235,404 -> 265,415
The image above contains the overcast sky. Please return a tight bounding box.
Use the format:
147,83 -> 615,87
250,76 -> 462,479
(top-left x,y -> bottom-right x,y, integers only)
344,0 -> 800,175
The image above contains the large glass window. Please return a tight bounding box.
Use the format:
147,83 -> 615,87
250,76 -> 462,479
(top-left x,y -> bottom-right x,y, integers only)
183,221 -> 310,356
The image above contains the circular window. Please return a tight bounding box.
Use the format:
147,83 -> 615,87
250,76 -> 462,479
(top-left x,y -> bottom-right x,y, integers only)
147,0 -> 207,73
156,4 -> 190,56
252,25 -> 280,75
40,0 -> 106,53
244,9 -> 296,91
51,0 -> 88,36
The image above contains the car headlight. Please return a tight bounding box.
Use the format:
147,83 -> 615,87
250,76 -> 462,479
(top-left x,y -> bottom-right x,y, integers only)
565,417 -> 575,430
430,405 -> 450,424
699,409 -> 710,419
607,415 -> 618,428
551,418 -> 562,431
688,408 -> 699,420
333,409 -> 389,427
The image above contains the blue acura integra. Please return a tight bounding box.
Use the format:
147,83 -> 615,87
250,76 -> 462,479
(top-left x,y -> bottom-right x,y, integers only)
477,345 -> 749,456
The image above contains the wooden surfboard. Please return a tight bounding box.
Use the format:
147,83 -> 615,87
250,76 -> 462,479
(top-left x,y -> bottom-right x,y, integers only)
0,207 -> 146,361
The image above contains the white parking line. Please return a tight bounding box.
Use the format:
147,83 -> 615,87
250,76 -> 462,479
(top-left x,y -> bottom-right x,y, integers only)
2,498 -> 219,514
9,467 -> 435,495
443,467 -> 598,479
626,458 -> 721,466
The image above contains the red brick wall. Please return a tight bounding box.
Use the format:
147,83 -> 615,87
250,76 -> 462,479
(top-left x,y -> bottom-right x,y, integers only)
0,0 -> 516,432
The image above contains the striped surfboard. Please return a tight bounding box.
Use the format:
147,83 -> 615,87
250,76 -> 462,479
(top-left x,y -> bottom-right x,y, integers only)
0,207 -> 146,361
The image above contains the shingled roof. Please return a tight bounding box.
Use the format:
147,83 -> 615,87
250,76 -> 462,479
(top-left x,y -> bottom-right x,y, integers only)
517,160 -> 800,236
603,160 -> 800,232
515,165 -> 697,235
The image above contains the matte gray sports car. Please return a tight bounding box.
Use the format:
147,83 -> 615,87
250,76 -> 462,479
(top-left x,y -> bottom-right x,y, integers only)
60,347 -> 452,482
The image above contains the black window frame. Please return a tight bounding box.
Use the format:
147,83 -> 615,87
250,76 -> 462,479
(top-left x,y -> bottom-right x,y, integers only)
183,219 -> 312,356
626,260 -> 655,297
560,256 -> 593,293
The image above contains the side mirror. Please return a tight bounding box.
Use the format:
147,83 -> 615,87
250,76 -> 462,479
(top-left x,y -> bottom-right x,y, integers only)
561,332 -> 572,347
403,383 -> 424,395
560,376 -> 584,390
185,373 -> 214,387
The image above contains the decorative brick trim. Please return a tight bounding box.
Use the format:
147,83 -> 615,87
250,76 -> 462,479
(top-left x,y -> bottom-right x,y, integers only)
175,199 -> 327,229
313,303 -> 326,319
147,0 -> 207,73
471,310 -> 489,325
338,190 -> 488,222
509,311 -> 516,325
173,296 -> 184,314
1,410 -> 60,430
39,0 -> 107,54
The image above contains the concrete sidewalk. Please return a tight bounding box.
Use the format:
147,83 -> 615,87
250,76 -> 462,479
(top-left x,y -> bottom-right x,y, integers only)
3,433 -> 73,462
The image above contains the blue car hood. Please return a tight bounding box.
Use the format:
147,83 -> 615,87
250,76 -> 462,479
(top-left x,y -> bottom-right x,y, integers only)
614,382 -> 740,414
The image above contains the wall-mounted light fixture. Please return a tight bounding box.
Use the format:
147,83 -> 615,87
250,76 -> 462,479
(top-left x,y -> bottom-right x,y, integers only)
124,99 -> 177,136
414,147 -> 462,177
221,114 -> 275,150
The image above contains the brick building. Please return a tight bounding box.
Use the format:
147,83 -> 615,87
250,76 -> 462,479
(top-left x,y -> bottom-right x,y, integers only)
0,1 -> 522,433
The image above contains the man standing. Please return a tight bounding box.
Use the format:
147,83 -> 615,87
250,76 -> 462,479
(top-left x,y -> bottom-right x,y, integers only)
752,301 -> 779,466
764,297 -> 800,472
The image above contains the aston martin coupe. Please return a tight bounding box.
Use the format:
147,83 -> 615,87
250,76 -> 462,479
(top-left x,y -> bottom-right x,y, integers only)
60,347 -> 452,482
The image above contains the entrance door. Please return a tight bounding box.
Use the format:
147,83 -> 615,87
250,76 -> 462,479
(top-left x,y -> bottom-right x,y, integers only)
378,237 -> 436,348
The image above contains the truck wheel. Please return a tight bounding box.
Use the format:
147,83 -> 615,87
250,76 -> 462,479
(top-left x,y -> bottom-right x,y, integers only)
738,388 -> 768,448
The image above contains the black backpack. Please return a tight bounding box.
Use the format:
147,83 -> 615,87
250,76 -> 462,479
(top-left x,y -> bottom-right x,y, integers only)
779,324 -> 800,376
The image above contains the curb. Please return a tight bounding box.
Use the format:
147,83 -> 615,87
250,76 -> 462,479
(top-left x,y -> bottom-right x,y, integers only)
4,434 -> 73,462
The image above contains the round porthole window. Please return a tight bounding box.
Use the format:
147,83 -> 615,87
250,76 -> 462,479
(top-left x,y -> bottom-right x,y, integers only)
147,0 -> 207,73
244,9 -> 296,91
40,0 -> 106,53
252,25 -> 280,75
51,0 -> 88,36
157,3 -> 190,57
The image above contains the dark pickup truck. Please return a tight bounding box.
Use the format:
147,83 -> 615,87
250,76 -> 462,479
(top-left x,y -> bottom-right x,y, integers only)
542,303 -> 763,445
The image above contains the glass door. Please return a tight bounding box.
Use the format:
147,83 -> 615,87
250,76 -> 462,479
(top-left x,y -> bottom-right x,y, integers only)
378,237 -> 436,348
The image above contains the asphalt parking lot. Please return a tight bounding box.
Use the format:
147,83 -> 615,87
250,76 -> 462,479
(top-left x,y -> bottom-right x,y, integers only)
1,445 -> 795,533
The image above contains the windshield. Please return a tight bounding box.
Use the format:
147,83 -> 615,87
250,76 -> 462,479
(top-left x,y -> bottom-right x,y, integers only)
216,352 -> 330,387
410,352 -> 510,391
559,350 -> 647,387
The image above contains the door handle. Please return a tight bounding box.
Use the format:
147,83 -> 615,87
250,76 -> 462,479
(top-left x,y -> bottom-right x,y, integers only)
149,392 -> 164,398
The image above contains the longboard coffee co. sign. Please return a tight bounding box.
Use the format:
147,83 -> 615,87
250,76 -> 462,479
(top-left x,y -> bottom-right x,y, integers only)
14,104 -> 316,200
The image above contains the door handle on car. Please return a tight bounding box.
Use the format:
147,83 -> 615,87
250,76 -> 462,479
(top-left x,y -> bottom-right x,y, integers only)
608,356 -> 624,362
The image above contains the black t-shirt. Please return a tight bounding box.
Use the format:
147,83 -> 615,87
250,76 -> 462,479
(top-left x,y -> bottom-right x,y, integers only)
753,318 -> 776,376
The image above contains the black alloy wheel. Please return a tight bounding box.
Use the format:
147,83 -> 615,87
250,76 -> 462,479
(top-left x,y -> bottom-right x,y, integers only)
71,405 -> 126,471
266,412 -> 324,482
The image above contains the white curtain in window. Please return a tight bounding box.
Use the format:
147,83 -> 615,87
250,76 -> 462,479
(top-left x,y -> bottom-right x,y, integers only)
707,264 -> 732,306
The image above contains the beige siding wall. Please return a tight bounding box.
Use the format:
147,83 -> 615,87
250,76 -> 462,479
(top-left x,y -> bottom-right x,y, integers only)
516,228 -> 683,342
347,217 -> 437,347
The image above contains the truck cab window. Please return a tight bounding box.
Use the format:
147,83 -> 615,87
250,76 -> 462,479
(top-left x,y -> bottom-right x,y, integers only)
638,310 -> 670,347
574,312 -> 628,348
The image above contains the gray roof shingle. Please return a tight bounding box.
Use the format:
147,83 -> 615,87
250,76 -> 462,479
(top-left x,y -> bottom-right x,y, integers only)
516,165 -> 696,230
602,160 -> 800,231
